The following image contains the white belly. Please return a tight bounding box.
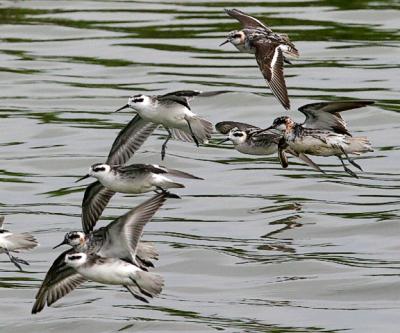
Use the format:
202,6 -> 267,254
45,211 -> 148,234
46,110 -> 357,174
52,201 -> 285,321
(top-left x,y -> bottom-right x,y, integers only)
137,105 -> 189,129
236,143 -> 277,156
77,261 -> 139,285
101,175 -> 155,194
289,136 -> 343,156
0,232 -> 16,251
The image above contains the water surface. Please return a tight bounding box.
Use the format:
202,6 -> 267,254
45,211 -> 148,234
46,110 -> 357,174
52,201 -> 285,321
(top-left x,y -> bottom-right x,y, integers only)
0,1 -> 399,332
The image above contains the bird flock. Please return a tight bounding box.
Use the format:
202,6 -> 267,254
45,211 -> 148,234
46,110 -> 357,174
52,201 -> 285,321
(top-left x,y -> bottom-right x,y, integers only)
0,9 -> 374,314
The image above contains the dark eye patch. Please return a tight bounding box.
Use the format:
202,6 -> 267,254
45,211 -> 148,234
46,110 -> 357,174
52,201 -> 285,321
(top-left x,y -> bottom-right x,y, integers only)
133,98 -> 144,103
69,234 -> 80,240
69,255 -> 82,260
233,132 -> 243,137
234,34 -> 241,38
94,167 -> 106,172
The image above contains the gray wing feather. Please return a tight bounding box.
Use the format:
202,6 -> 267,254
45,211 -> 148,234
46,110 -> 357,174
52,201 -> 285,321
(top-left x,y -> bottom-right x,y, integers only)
81,181 -> 115,234
106,193 -> 167,257
32,249 -> 87,314
106,115 -> 158,166
215,121 -> 260,134
251,128 -> 281,146
255,41 -> 290,110
299,101 -> 374,136
225,9 -> 272,32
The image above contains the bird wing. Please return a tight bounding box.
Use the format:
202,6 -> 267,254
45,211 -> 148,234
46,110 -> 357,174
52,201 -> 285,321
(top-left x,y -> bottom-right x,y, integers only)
105,193 -> 167,257
106,115 -> 158,166
254,40 -> 290,110
158,93 -> 192,110
32,249 -> 87,314
225,9 -> 272,32
215,121 -> 260,134
81,181 -> 115,234
299,101 -> 374,136
250,128 -> 282,146
0,216 -> 4,229
116,163 -> 167,177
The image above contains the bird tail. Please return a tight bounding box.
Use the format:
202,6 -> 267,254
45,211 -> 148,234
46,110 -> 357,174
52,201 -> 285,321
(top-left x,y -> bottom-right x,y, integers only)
164,167 -> 203,180
6,233 -> 39,251
278,35 -> 299,58
347,136 -> 373,155
136,241 -> 159,265
134,271 -> 164,297
185,116 -> 213,144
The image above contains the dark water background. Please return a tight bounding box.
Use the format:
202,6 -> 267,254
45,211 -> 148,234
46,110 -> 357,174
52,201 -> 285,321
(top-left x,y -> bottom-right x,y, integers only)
0,1 -> 399,332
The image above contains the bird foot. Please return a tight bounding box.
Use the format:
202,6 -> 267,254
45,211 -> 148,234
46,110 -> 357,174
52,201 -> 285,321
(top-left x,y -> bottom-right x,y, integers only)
343,166 -> 359,179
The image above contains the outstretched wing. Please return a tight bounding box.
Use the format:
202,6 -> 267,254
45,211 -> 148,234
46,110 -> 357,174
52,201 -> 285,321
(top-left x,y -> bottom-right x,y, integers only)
106,193 -> 167,257
299,101 -> 374,136
81,181 -> 115,234
215,121 -> 260,134
254,40 -> 290,110
32,249 -> 87,314
106,115 -> 158,166
225,9 -> 272,32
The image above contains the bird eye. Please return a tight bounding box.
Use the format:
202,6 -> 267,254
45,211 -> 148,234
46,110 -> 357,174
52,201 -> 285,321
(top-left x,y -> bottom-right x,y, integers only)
94,167 -> 106,172
233,132 -> 243,137
234,34 -> 241,38
70,234 -> 80,239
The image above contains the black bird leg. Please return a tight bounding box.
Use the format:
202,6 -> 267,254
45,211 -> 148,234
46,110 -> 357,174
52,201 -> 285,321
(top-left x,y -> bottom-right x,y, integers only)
337,155 -> 359,178
5,249 -> 29,271
340,147 -> 363,171
278,138 -> 289,168
186,120 -> 199,147
154,186 -> 180,199
161,128 -> 172,160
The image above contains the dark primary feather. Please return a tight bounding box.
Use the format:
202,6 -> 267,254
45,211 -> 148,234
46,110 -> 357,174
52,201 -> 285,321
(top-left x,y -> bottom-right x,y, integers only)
115,163 -> 167,176
298,100 -> 374,136
81,181 -> 115,234
160,90 -> 201,99
106,193 -> 167,257
32,249 -> 87,314
250,128 -> 282,146
0,216 -> 4,229
225,8 -> 272,32
215,121 -> 260,134
106,115 -> 158,166
157,94 -> 192,110
254,40 -> 290,110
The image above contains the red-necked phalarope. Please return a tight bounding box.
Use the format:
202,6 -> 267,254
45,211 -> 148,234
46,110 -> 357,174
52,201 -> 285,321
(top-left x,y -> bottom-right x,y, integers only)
32,252 -> 163,314
76,162 -> 202,230
0,216 -> 39,271
32,193 -> 167,314
215,121 -> 323,172
220,9 -> 299,110
115,90 -> 218,160
267,100 -> 374,177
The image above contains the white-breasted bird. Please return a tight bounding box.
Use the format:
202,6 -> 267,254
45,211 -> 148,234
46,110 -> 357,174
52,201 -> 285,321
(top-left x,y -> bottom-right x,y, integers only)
77,163 -> 202,231
32,193 -> 166,314
215,121 -> 323,172
0,216 -> 38,271
115,90 -> 217,160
